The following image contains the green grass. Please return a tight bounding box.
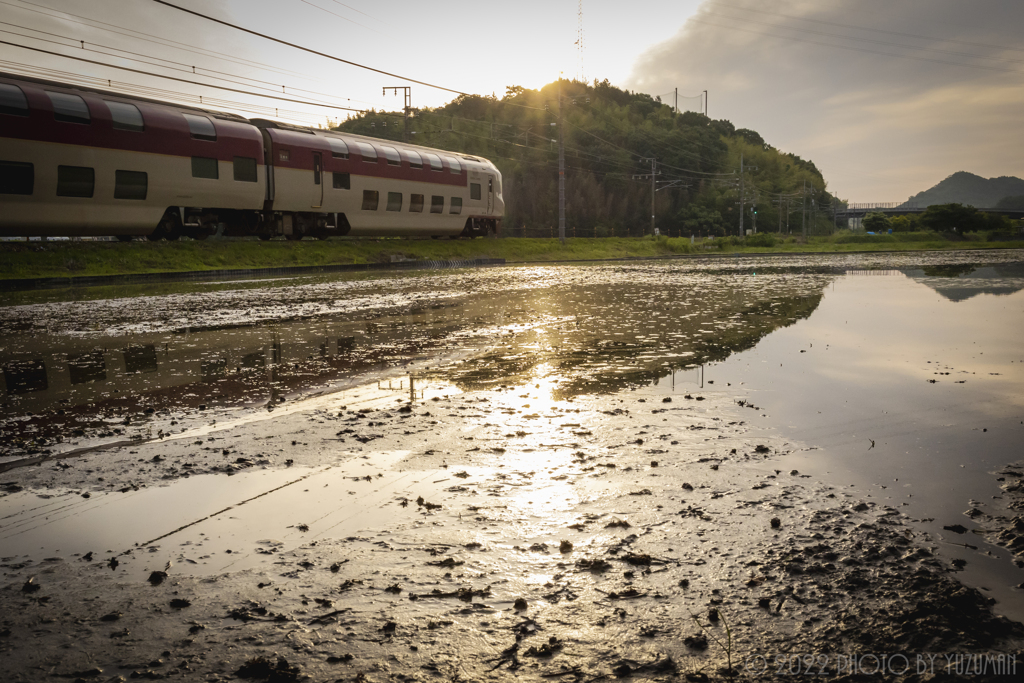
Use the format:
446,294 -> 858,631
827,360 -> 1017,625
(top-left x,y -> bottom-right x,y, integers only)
1,232 -> 1021,280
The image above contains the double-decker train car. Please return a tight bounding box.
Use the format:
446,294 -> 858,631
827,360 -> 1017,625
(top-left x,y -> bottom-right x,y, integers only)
0,72 -> 503,240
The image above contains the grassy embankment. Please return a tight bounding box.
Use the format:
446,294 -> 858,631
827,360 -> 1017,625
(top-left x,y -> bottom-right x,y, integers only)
1,232 -> 1021,280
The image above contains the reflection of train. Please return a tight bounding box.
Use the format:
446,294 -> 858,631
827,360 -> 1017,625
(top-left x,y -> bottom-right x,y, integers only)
0,72 -> 503,240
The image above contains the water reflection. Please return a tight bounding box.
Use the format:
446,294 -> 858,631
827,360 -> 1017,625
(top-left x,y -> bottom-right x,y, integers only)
3,359 -> 47,394
68,350 -> 106,385
3,255 -> 1022,458
902,262 -> 1024,302
426,276 -> 831,398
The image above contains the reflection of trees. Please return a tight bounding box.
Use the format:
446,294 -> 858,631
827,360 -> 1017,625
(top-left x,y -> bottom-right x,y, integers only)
921,264 -> 977,278
427,280 -> 829,398
904,263 -> 1024,302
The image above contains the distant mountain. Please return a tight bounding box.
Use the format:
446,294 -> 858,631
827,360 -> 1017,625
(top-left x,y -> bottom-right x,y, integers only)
904,172 -> 1024,208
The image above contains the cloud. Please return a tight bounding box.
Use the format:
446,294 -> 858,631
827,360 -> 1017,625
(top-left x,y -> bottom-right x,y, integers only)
626,0 -> 1024,200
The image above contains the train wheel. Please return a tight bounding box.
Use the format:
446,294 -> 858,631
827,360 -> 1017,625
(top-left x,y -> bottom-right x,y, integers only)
149,211 -> 183,241
116,235 -> 133,243
257,233 -> 272,241
285,232 -> 303,241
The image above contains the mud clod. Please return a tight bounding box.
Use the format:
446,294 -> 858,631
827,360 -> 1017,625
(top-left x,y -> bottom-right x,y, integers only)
235,656 -> 300,682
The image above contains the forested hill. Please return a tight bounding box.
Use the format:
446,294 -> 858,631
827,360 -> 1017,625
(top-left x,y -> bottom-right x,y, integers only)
334,79 -> 836,237
905,172 -> 1024,209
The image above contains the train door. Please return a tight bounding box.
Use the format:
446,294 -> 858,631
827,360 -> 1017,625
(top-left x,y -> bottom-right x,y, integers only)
486,174 -> 494,213
311,152 -> 323,208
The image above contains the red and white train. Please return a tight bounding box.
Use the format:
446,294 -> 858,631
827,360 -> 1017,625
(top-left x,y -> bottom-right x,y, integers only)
0,72 -> 503,240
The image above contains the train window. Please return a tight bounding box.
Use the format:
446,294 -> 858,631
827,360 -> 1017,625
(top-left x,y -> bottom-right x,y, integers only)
409,194 -> 424,212
183,113 -> 217,141
405,150 -> 423,169
0,161 -> 33,195
430,195 -> 444,213
233,157 -> 258,182
425,153 -> 443,171
279,149 -> 290,161
114,170 -> 148,200
386,192 -> 402,211
381,146 -> 401,166
470,183 -> 481,200
449,197 -> 462,214
56,165 -> 94,197
47,91 -> 90,124
0,83 -> 29,116
333,172 -> 350,190
356,142 -> 377,163
191,157 -> 219,179
446,157 -> 462,174
327,137 -> 349,159
106,101 -> 144,132
362,189 -> 379,210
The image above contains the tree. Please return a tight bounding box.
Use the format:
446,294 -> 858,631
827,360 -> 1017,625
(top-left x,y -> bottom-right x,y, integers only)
889,215 -> 918,232
919,203 -> 982,232
863,212 -> 892,232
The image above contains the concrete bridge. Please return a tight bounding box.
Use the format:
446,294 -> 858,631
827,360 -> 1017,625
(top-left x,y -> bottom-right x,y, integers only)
837,203 -> 1024,220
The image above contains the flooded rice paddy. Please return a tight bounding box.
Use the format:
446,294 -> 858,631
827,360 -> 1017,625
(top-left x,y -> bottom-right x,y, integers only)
1,250 -> 1023,681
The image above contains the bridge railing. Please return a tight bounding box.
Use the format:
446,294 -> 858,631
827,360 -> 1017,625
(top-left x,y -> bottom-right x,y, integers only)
845,202 -> 920,210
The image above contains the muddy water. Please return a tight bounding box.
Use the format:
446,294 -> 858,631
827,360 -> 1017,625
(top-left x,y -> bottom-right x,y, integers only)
2,251 -> 1024,680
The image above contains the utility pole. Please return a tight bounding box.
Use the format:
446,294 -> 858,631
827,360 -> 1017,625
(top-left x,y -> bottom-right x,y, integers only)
633,159 -> 658,236
650,157 -> 656,236
383,86 -> 411,142
739,153 -> 744,237
801,179 -> 807,239
558,77 -> 565,244
832,192 -> 838,234
703,90 -> 708,117
736,154 -> 756,236
674,88 -> 678,114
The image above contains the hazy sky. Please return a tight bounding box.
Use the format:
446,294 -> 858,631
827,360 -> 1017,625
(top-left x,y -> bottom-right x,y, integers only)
1,0 -> 1021,201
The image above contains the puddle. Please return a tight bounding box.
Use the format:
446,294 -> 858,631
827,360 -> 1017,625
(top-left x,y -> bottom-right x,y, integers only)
3,251 -> 1024,681
3,250 -> 1024,618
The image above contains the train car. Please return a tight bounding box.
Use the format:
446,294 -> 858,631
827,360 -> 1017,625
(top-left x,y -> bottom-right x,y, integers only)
0,72 -> 504,240
254,120 -> 502,240
0,72 -> 266,240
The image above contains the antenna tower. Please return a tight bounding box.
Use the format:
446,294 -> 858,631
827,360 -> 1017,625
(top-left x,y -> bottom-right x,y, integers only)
577,1 -> 584,82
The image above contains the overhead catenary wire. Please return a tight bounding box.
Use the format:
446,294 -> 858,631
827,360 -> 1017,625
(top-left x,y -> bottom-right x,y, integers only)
0,59 -> 345,125
294,0 -> 381,34
0,39 -> 367,113
148,0 -> 472,96
0,22 -> 371,110
2,0 -> 321,83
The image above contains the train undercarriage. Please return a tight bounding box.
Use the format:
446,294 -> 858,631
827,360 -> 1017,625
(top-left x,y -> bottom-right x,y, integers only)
138,208 -> 500,241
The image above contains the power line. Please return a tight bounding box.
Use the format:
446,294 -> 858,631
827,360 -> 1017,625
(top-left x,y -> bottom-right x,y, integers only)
0,59 -> 342,125
0,21 -> 366,109
295,0 -> 382,35
149,0 -> 471,96
1,0 -> 317,83
0,40 -> 366,112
